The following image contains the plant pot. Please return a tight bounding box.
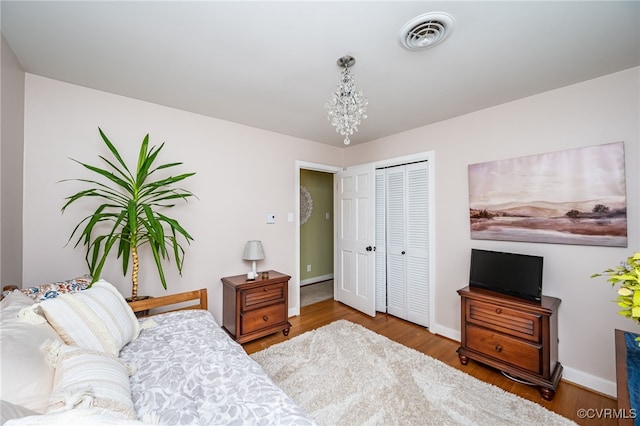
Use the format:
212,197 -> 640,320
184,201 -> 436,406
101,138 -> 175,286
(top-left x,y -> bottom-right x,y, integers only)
126,295 -> 153,318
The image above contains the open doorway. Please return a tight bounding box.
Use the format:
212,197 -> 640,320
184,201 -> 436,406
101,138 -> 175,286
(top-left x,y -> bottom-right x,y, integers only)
294,161 -> 340,314
299,169 -> 334,307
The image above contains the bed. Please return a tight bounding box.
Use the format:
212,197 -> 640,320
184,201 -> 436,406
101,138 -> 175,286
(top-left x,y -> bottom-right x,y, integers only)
0,278 -> 315,425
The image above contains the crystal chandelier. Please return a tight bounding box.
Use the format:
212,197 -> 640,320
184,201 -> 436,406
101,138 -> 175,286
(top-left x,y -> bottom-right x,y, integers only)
325,55 -> 368,145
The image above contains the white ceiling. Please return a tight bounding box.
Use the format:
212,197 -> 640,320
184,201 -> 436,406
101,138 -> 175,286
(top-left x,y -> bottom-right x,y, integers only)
2,1 -> 639,147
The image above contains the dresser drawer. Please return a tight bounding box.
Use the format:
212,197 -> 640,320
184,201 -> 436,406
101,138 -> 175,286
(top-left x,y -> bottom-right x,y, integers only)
466,299 -> 541,342
466,324 -> 542,373
241,283 -> 285,310
240,303 -> 287,335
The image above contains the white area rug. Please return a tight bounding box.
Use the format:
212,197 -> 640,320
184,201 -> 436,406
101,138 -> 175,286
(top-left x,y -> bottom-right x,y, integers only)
250,320 -> 576,426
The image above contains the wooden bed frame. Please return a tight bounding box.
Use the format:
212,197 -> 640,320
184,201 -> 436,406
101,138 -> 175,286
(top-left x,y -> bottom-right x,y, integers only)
127,288 -> 208,316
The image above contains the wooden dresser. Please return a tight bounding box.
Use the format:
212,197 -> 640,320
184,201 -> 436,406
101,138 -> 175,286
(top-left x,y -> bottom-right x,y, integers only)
221,270 -> 291,344
457,286 -> 562,400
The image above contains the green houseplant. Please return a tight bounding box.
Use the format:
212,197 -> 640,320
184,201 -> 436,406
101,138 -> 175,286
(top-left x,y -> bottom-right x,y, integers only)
62,128 -> 196,300
592,252 -> 640,345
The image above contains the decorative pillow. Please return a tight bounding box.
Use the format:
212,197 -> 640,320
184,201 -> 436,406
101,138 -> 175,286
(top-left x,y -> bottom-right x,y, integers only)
47,344 -> 136,419
0,400 -> 37,424
1,275 -> 92,301
39,280 -> 140,356
0,292 -> 62,413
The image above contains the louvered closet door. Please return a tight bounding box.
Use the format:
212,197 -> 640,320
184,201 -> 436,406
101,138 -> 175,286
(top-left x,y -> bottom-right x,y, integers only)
375,170 -> 387,312
383,162 -> 430,327
385,167 -> 407,319
405,162 -> 429,327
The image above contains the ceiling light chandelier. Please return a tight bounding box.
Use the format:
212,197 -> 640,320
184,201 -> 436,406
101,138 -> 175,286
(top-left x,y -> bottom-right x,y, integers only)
325,55 -> 368,145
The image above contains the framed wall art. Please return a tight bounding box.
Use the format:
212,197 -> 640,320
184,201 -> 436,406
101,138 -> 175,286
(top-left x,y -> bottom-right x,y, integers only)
468,142 -> 627,247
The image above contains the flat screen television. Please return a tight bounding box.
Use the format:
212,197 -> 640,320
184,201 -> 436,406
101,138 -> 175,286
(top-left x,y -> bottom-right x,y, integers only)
469,249 -> 543,302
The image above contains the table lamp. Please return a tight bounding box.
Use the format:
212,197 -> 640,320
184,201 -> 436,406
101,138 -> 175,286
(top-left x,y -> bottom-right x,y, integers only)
243,240 -> 264,280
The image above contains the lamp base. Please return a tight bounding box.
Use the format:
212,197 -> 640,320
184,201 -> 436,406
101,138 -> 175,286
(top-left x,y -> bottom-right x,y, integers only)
247,271 -> 257,281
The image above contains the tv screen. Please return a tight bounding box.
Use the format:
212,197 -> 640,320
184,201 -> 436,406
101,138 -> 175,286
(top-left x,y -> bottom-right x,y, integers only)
469,249 -> 543,302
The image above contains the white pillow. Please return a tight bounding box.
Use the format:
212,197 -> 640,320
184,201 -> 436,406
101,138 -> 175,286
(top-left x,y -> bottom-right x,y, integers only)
47,344 -> 136,419
1,400 -> 37,424
39,280 -> 140,355
0,292 -> 62,413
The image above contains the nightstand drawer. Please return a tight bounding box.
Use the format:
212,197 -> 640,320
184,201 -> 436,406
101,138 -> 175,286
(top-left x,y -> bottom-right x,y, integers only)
241,283 -> 285,310
466,324 -> 542,373
466,299 -> 541,342
241,303 -> 287,335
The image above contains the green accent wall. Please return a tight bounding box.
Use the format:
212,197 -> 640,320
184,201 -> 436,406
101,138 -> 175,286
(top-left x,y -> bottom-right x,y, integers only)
300,170 -> 333,283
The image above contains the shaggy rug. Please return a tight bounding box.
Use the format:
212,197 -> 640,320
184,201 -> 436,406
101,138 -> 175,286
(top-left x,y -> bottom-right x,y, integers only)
250,320 -> 576,426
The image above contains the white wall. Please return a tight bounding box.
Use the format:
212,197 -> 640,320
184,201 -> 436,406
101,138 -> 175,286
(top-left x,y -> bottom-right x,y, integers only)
0,34 -> 25,285
344,67 -> 640,396
20,67 -> 639,396
22,74 -> 342,324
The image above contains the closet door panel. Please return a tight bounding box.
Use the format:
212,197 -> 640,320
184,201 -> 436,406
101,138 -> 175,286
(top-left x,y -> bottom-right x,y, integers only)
406,162 -> 430,327
375,171 -> 387,312
385,168 -> 406,319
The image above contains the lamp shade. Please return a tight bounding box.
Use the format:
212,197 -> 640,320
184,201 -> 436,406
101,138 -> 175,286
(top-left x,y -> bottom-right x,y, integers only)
242,240 -> 265,261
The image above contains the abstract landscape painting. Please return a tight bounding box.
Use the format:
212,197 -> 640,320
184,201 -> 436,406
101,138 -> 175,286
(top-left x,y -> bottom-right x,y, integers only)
468,142 -> 627,247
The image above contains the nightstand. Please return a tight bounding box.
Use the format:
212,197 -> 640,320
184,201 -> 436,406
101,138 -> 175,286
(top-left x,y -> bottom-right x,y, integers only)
457,286 -> 562,400
221,270 -> 291,344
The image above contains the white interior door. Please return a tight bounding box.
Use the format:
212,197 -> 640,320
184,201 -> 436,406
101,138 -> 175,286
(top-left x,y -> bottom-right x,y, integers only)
375,170 -> 387,312
405,162 -> 430,327
385,166 -> 407,319
378,161 -> 430,327
335,164 -> 376,317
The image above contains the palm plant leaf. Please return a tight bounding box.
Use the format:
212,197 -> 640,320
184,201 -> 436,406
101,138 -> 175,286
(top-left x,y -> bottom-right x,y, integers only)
62,128 -> 196,300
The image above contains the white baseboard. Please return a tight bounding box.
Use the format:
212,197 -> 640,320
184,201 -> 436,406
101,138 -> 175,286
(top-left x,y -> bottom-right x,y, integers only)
561,365 -> 616,398
300,274 -> 334,286
431,323 -> 461,343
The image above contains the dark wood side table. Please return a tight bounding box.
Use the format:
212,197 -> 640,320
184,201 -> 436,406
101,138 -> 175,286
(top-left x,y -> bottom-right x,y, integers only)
221,270 -> 291,344
457,286 -> 562,400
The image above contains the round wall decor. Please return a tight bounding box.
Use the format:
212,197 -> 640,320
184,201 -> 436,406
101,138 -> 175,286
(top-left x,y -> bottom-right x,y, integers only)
300,185 -> 313,225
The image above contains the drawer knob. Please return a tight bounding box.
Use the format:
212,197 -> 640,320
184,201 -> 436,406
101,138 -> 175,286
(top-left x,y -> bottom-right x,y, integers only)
263,315 -> 269,322
495,308 -> 502,314
263,288 -> 268,292
495,344 -> 503,352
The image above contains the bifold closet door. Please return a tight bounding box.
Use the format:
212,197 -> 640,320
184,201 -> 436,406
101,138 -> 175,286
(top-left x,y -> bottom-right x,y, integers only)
381,162 -> 430,327
375,170 -> 387,312
385,166 -> 407,319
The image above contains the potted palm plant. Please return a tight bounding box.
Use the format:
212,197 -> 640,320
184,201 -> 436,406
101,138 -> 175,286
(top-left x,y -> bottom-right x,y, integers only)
62,128 -> 196,301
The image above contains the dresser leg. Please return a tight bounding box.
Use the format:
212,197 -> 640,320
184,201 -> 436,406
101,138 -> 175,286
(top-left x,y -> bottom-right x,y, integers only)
283,327 -> 290,336
458,354 -> 469,365
539,387 -> 555,401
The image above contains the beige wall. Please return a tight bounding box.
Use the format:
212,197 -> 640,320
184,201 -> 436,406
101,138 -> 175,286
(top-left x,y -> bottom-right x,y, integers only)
18,66 -> 639,396
0,34 -> 25,285
22,74 -> 342,323
344,67 -> 640,396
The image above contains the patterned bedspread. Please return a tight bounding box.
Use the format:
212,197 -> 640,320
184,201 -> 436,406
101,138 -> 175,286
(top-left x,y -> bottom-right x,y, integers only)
119,310 -> 315,425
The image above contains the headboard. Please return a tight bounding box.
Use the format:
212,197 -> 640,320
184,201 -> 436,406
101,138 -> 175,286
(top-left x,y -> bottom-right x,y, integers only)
127,288 -> 208,316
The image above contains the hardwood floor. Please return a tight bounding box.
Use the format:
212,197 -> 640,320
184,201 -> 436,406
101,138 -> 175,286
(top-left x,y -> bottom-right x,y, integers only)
243,299 -> 618,426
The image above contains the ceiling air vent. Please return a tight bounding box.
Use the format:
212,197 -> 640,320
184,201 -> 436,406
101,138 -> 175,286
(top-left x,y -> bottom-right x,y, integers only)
399,12 -> 455,51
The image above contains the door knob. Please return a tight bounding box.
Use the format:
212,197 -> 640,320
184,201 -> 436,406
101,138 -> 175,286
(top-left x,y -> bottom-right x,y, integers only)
401,251 -> 406,255
366,246 -> 373,251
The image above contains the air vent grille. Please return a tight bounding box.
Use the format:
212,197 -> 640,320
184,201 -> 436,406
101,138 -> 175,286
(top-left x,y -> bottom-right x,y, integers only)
399,12 -> 454,51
